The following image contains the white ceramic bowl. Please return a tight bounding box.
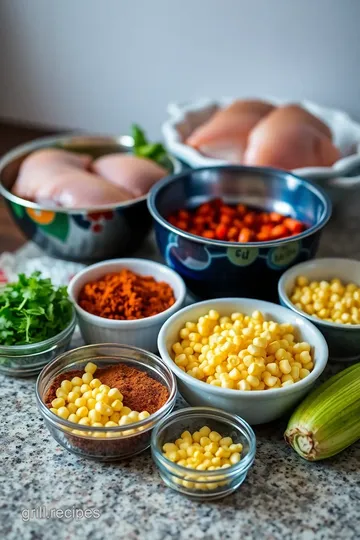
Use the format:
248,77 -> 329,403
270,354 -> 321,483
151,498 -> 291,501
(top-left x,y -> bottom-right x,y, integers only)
68,258 -> 186,352
162,98 -> 360,203
157,298 -> 328,425
278,258 -> 360,362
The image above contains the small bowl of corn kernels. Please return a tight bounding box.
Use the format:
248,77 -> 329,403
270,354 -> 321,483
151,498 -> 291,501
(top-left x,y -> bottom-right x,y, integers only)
278,258 -> 360,362
151,407 -> 256,500
157,298 -> 328,424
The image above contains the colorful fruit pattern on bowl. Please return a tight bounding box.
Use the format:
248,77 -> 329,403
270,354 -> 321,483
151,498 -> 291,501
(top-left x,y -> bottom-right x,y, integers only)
7,199 -> 152,262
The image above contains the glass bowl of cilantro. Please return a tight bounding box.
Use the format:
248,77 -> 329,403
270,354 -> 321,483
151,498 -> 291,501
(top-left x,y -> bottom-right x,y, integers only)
0,272 -> 76,377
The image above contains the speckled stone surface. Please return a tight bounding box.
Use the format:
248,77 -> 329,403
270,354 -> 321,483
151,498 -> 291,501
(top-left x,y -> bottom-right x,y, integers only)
1,194 -> 360,540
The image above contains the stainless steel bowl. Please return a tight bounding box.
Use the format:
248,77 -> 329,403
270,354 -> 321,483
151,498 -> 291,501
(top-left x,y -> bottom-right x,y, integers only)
148,165 -> 332,301
0,134 -> 180,262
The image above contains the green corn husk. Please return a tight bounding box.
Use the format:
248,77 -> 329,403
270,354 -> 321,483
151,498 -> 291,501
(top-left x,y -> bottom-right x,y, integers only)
284,363 -> 360,461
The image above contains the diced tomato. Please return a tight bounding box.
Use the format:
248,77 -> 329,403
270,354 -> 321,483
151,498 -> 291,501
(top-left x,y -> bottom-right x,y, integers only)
269,212 -> 283,224
238,228 -> 253,242
283,218 -> 304,234
215,224 -> 228,240
271,224 -> 288,238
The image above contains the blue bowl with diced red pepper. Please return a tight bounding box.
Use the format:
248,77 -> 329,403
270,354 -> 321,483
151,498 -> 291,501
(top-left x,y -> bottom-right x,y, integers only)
147,165 -> 332,302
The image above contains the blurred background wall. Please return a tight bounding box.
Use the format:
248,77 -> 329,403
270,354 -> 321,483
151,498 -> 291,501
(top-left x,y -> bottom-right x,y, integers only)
0,0 -> 359,137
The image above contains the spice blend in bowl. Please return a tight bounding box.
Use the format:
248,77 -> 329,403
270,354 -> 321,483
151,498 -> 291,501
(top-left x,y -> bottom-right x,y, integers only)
68,259 -> 186,351
36,344 -> 177,460
45,362 -> 169,423
78,269 -> 175,320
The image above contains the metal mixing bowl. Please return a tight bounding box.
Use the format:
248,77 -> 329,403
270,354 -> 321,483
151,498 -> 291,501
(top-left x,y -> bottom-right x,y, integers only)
0,134 -> 180,262
148,166 -> 332,301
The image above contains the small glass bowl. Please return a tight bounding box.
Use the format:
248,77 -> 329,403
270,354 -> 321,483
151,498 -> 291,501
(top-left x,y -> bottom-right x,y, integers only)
0,311 -> 76,377
36,343 -> 177,461
151,407 -> 256,500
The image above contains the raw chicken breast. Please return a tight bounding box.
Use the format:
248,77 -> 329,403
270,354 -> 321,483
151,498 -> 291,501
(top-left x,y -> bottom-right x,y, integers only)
186,99 -> 275,162
29,169 -> 132,208
92,154 -> 167,198
244,105 -> 340,170
13,148 -> 93,201
13,148 -> 132,207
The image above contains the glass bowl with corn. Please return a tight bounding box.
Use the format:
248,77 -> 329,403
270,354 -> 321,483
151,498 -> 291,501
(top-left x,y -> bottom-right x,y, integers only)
157,298 -> 328,425
36,344 -> 177,461
279,257 -> 360,362
151,407 -> 256,500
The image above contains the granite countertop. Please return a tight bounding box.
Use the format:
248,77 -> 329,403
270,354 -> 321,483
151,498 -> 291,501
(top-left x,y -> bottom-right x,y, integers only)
1,195 -> 360,540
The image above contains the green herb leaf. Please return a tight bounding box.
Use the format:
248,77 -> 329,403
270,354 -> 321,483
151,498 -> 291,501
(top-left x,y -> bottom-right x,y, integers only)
0,272 -> 73,346
131,123 -> 170,170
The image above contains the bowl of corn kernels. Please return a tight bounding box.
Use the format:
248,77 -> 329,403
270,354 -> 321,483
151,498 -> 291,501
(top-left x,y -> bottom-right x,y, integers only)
151,407 -> 256,500
157,298 -> 328,425
278,258 -> 360,362
36,344 -> 177,460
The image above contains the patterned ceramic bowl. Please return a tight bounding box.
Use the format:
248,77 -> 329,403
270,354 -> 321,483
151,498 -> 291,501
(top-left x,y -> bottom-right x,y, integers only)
148,166 -> 332,301
0,134 -> 180,262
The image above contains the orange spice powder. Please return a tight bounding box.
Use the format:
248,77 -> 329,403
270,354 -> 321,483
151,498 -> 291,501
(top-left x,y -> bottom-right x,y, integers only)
78,269 -> 175,320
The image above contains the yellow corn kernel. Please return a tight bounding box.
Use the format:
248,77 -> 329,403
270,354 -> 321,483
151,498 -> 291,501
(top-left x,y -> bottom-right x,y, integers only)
50,408 -> 58,415
55,388 -> 67,399
67,403 -> 77,414
78,417 -> 91,426
51,397 -> 65,409
279,359 -> 291,374
290,365 -> 300,380
76,406 -> 88,418
111,399 -> 123,412
67,391 -> 80,403
238,380 -> 251,391
84,361 -> 97,374
263,372 -> 278,387
60,380 -> 73,393
81,372 -> 93,389
246,375 -> 260,388
109,412 -> 121,423
71,376 -> 83,387
57,407 -> 69,420
74,397 -> 87,408
108,388 -> 123,402
87,398 -> 96,410
82,390 -> 93,400
219,437 -> 233,448
299,351 -> 312,364
181,430 -> 193,441
299,368 -> 311,379
95,392 -> 109,404
90,378 -> 102,389
230,452 -> 241,465
88,409 -> 102,424
68,413 -> 78,423
95,402 -> 112,416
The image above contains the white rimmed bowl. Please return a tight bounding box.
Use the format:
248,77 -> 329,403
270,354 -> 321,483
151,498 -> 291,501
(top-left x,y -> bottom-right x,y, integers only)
157,298 -> 328,425
278,258 -> 360,362
68,258 -> 186,352
162,98 -> 360,204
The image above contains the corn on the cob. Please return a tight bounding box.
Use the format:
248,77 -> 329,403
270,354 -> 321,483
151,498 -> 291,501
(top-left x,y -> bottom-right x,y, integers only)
284,363 -> 360,460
